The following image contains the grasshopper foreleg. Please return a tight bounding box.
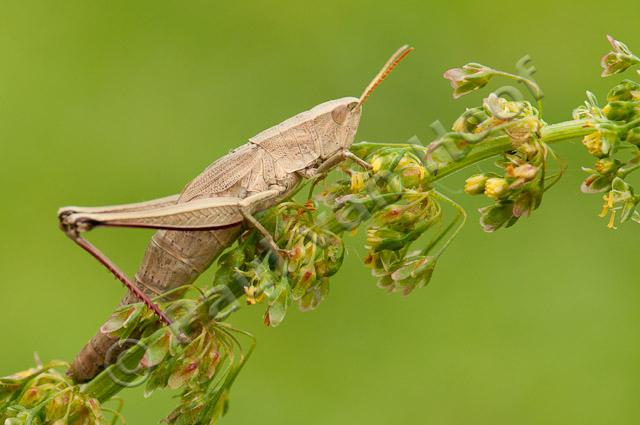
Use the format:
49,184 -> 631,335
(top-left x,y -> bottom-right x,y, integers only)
302,149 -> 373,199
238,188 -> 289,256
342,150 -> 373,171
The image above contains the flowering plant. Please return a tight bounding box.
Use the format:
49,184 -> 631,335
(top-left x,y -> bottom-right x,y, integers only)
2,35 -> 639,425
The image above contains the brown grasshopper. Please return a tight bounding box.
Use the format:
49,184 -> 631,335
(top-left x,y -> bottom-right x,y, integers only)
59,45 -> 413,382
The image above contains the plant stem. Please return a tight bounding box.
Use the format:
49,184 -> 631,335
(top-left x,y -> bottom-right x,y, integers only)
434,118 -> 595,180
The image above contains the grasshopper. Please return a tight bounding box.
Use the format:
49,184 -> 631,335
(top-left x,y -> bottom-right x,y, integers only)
58,45 -> 413,382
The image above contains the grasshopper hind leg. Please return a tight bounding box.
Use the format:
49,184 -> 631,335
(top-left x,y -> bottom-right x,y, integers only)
69,234 -> 173,326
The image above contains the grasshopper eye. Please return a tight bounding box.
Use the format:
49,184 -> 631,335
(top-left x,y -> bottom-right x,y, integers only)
331,105 -> 349,125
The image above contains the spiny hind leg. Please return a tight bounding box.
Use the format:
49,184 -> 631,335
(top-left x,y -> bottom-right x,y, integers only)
59,193 -> 248,327
60,188 -> 286,319
69,235 -> 173,326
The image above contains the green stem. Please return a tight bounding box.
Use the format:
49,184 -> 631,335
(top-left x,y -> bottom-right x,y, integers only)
434,119 -> 595,180
492,69 -> 544,102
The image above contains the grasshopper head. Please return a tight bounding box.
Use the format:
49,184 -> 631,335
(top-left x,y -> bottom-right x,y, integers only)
317,45 -> 413,159
311,97 -> 361,159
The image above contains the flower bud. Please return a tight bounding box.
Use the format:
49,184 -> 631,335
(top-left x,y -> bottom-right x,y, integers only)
517,142 -> 540,158
366,227 -> 407,252
484,177 -> 509,199
443,63 -> 495,99
509,164 -> 538,181
626,127 -> 640,146
594,158 -> 619,175
601,35 -> 639,77
464,174 -> 488,195
397,156 -> 426,189
602,101 -> 639,122
607,80 -> 640,102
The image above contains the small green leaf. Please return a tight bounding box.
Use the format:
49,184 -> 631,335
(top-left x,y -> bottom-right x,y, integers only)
139,329 -> 173,369
100,305 -> 141,335
264,277 -> 290,327
478,202 -> 514,232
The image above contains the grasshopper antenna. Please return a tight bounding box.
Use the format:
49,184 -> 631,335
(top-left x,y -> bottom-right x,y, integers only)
358,44 -> 414,106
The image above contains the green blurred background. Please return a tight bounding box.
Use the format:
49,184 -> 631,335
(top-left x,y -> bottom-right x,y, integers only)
1,1 -> 639,423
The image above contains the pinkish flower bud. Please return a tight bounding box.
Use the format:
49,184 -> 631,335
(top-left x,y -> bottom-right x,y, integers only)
443,63 -> 495,99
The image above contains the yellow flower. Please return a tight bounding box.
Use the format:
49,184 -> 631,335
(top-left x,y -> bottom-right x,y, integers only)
594,158 -> 617,175
599,192 -> 618,229
244,286 -> 264,305
350,172 -> 366,192
464,174 -> 488,195
484,177 -> 509,199
582,131 -> 612,158
371,156 -> 384,173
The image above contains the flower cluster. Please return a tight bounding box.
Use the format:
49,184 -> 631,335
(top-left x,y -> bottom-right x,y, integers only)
364,192 -> 441,295
99,287 -> 252,425
577,39 -> 640,227
215,201 -> 344,326
465,137 -> 550,232
322,146 -> 464,295
445,86 -> 551,231
0,361 -> 115,425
